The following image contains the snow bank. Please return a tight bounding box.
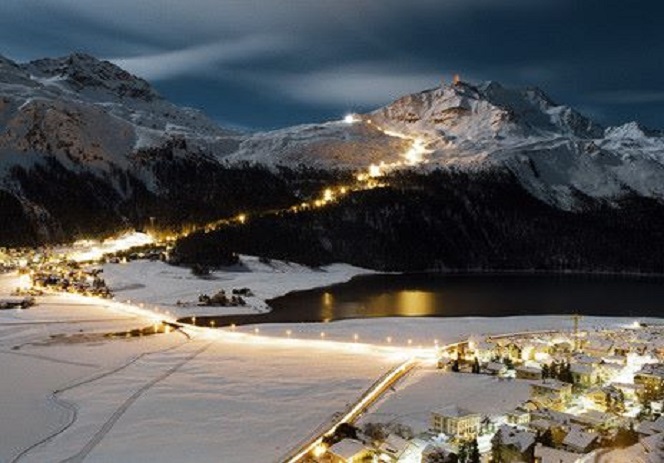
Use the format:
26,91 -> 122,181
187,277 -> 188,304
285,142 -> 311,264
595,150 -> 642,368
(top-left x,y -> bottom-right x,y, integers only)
103,257 -> 374,318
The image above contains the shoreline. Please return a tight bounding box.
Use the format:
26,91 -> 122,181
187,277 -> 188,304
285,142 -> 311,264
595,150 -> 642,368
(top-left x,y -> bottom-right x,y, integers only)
97,259 -> 664,328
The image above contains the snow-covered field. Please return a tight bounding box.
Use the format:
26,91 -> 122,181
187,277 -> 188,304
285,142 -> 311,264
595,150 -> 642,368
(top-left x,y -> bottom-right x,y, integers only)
0,266 -> 391,463
15,336 -> 392,463
357,366 -> 532,433
102,256 -> 374,317
1,259 -> 662,463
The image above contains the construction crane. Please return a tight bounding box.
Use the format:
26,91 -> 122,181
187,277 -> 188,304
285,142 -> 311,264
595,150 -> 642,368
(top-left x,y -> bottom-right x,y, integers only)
571,313 -> 583,353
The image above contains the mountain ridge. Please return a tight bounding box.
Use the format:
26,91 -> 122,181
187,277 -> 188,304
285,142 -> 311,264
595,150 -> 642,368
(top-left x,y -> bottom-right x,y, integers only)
2,52 -> 664,249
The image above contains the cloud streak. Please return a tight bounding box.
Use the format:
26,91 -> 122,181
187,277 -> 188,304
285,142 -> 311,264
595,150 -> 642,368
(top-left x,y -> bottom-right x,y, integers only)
264,65 -> 443,107
110,36 -> 292,81
1,0 -> 663,129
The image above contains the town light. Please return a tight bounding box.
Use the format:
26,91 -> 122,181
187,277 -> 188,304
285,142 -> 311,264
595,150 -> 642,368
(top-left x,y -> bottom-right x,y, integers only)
368,164 -> 382,178
312,443 -> 327,457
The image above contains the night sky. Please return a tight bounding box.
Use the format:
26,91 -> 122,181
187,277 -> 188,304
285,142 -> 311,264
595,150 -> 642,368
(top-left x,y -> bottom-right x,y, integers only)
1,0 -> 662,130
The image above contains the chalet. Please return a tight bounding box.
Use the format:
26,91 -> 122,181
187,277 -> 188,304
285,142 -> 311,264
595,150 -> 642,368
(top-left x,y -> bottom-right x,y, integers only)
634,363 -> 664,400
431,406 -> 481,439
572,410 -> 620,430
325,439 -> 373,463
612,341 -> 632,357
492,424 -> 537,462
562,426 -> 598,453
533,443 -> 586,463
521,340 -> 552,362
377,434 -> 409,462
550,339 -> 574,357
516,365 -> 542,380
471,339 -> 497,363
506,408 -> 530,426
484,361 -> 508,376
583,339 -> 614,358
569,363 -> 597,387
584,387 -> 609,411
530,380 -> 572,410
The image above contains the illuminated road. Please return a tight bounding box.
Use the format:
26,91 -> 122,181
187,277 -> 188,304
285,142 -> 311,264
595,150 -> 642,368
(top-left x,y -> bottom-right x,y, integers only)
280,356 -> 419,463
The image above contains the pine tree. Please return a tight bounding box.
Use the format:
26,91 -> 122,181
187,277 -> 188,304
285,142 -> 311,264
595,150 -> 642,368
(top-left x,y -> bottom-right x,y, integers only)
492,429 -> 504,463
452,359 -> 460,372
469,438 -> 481,463
457,441 -> 468,463
472,357 -> 481,374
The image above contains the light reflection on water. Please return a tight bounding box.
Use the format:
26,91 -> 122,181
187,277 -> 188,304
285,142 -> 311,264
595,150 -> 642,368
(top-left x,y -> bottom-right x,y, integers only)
272,273 -> 664,322
182,273 -> 664,327
369,290 -> 439,317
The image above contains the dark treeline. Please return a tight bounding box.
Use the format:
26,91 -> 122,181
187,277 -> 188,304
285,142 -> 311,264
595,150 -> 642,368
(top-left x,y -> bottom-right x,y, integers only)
173,169 -> 664,272
0,153 -> 349,246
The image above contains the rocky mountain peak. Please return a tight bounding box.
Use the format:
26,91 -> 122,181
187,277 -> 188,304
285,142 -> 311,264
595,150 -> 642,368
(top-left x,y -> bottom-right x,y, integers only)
22,53 -> 160,102
370,78 -> 602,140
0,54 -> 34,86
605,121 -> 662,139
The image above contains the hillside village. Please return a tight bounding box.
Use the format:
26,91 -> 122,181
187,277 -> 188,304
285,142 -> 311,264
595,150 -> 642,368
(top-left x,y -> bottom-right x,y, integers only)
312,324 -> 664,463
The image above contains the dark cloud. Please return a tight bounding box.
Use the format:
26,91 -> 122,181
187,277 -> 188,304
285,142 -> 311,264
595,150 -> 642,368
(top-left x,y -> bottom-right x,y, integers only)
1,0 -> 663,129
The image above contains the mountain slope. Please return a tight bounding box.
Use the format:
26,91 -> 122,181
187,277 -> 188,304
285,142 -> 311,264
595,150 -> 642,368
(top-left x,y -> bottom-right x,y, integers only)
3,52 -> 664,264
0,53 -> 293,244
226,79 -> 664,210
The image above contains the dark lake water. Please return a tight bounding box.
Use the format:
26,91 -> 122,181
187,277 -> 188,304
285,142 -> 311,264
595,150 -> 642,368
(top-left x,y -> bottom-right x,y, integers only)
179,273 -> 664,326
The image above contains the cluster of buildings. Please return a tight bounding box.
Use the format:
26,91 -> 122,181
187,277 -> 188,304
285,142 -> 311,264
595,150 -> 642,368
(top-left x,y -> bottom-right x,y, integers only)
432,324 -> 664,462
309,324 -> 664,463
195,288 -> 250,307
28,265 -> 112,298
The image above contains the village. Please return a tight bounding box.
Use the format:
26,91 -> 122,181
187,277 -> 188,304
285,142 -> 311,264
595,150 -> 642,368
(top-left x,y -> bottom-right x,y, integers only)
3,243 -> 664,463
310,323 -> 664,463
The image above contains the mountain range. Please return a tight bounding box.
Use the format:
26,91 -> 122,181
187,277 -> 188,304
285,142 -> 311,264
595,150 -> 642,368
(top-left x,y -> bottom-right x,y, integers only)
2,53 -> 664,272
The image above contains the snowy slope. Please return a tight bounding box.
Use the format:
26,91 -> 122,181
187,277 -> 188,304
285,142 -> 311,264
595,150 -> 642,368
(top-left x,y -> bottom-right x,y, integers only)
362,80 -> 664,208
226,119 -> 410,169
3,51 -> 664,222
219,78 -> 664,209
0,53 -> 241,180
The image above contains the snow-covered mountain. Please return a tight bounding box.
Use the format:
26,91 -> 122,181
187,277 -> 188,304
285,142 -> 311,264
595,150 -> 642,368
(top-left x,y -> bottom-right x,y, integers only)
3,52 -> 664,246
0,53 -> 240,175
0,53 -> 258,244
231,79 -> 664,209
365,80 -> 664,208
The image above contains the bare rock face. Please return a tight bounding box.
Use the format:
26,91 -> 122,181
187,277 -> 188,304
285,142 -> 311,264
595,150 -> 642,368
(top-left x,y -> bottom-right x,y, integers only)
0,53 -> 242,177
24,53 -> 160,101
